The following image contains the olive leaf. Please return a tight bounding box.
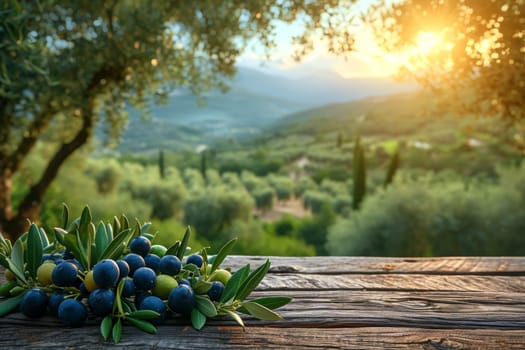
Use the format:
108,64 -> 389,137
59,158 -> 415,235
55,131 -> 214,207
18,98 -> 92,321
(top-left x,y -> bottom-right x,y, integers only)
100,316 -> 113,341
238,296 -> 292,311
121,299 -> 132,314
195,295 -> 217,318
128,310 -> 161,319
165,241 -> 180,256
224,310 -> 245,330
176,227 -> 191,260
60,230 -> 85,269
93,222 -> 109,263
133,218 -> 142,240
112,216 -> 121,237
235,259 -> 270,301
191,308 -> 206,330
0,291 -> 26,317
105,223 -> 114,242
140,222 -> 152,234
99,228 -> 133,261
8,239 -> 27,284
193,280 -> 212,294
126,317 -> 157,334
112,318 -> 122,344
61,203 -> 69,229
0,232 -> 12,259
78,206 -> 92,245
240,301 -> 283,321
10,239 -> 24,273
120,215 -> 130,232
26,223 -> 43,280
53,227 -> 66,246
210,238 -> 237,274
220,264 -> 250,303
37,227 -> 49,249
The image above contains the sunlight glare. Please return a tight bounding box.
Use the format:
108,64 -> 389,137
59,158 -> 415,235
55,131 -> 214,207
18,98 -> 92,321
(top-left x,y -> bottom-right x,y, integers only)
414,31 -> 440,56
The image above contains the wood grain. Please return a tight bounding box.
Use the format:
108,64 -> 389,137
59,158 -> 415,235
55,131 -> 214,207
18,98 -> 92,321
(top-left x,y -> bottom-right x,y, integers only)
0,325 -> 523,349
3,289 -> 523,329
1,256 -> 524,348
255,273 -> 525,292
223,256 -> 525,275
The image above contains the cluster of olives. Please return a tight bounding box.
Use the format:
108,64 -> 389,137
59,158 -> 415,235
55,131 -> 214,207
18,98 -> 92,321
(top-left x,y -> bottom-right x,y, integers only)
4,235 -> 231,328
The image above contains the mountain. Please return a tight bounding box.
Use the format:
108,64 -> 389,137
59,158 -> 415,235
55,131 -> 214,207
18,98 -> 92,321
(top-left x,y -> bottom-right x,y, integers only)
233,67 -> 418,106
117,67 -> 418,153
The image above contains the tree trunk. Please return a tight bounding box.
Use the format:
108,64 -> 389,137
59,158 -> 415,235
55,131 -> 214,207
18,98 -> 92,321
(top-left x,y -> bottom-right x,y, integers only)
0,106 -> 94,241
0,169 -> 17,241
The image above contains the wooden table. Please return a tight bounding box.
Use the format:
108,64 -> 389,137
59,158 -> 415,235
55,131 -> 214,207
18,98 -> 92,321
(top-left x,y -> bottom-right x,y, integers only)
1,256 -> 525,349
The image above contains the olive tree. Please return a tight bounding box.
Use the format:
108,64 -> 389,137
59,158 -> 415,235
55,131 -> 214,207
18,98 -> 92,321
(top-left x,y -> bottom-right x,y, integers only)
366,0 -> 525,122
0,0 -> 355,239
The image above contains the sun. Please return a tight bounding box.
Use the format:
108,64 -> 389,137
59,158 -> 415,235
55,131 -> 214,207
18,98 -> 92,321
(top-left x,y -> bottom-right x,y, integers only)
334,27 -> 456,78
414,31 -> 442,56
374,29 -> 455,74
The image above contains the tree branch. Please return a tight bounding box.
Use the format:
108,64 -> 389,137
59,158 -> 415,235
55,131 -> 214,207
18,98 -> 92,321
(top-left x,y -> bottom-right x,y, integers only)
4,113 -> 53,174
0,98 -> 14,162
15,100 -> 95,219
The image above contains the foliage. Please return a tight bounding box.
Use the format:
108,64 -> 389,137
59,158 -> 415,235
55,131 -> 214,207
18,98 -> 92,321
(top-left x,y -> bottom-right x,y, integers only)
158,150 -> 165,179
240,171 -> 267,193
221,172 -> 244,188
302,190 -> 332,215
297,204 -> 336,256
327,165 -> 525,256
0,0 -> 355,239
86,159 -> 122,195
183,187 -> 254,242
272,214 -> 300,237
293,176 -> 318,198
383,147 -> 400,188
183,168 -> 206,191
124,165 -> 186,220
332,194 -> 352,217
225,220 -> 315,256
267,175 -> 294,202
352,137 -> 366,210
319,179 -> 348,197
365,0 -> 525,122
253,187 -> 275,212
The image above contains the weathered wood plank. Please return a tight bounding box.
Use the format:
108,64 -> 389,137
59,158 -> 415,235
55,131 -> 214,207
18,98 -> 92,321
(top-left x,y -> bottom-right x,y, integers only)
0,325 -> 523,349
2,289 -> 524,329
2,257 -> 524,281
1,256 -> 524,348
255,273 -> 525,292
224,256 -> 525,275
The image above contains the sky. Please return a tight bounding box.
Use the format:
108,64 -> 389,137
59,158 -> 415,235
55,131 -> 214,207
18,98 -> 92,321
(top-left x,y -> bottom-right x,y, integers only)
237,0 -> 399,79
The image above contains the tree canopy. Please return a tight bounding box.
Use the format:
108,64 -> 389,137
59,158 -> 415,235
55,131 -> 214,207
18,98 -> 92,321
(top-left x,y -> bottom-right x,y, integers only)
0,0 -> 354,239
366,0 -> 525,122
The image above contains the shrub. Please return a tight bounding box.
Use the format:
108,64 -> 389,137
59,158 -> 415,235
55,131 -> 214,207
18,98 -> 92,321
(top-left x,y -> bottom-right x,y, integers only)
240,171 -> 266,193
89,160 -> 122,194
252,186 -> 275,212
124,164 -> 186,220
267,175 -> 294,201
272,214 -> 300,236
302,190 -> 332,215
183,186 -> 254,242
225,220 -> 316,256
297,204 -> 336,255
294,177 -> 318,198
326,165 -> 525,256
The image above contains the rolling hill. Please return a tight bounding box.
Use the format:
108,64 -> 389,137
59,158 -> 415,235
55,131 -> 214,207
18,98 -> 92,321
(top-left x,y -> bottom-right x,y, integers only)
116,67 -> 417,153
211,90 -> 522,180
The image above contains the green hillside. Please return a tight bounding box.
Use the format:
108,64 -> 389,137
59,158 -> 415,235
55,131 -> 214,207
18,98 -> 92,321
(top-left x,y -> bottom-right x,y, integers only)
212,91 -> 522,181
